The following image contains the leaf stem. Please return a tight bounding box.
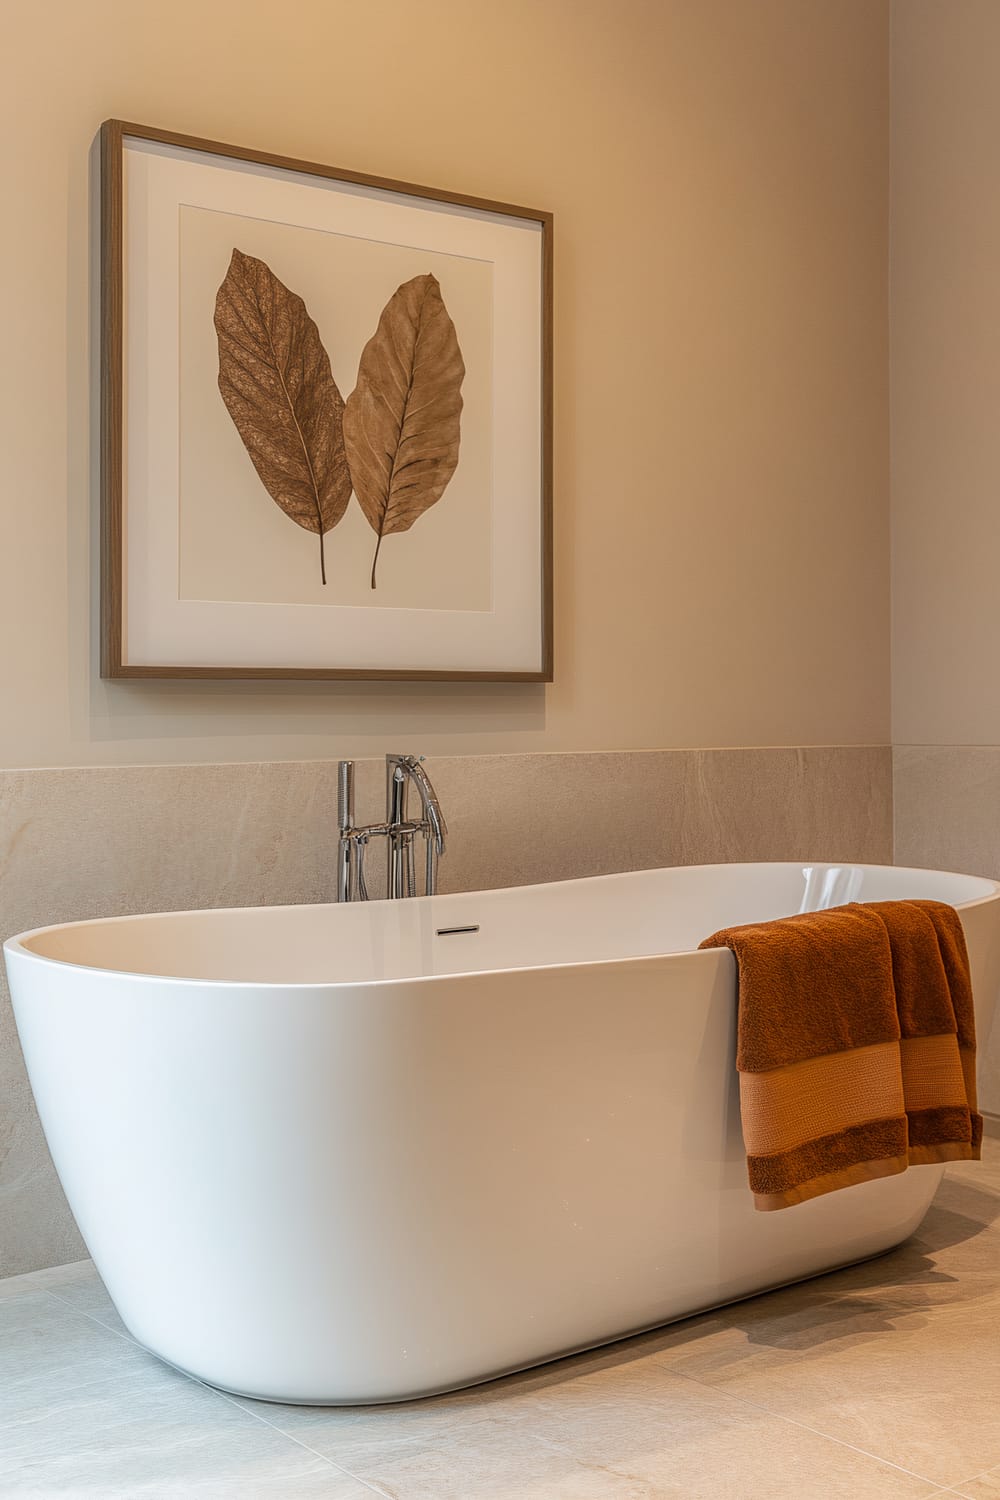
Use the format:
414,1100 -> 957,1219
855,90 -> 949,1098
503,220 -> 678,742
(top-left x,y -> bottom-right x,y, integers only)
370,532 -> 383,590
319,527 -> 327,586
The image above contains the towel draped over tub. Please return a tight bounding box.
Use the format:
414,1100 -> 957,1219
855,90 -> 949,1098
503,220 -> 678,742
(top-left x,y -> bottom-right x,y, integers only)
699,900 -> 982,1211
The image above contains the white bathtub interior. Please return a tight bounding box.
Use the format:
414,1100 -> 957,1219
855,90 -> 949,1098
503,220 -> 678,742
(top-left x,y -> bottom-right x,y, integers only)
17,860 -> 998,985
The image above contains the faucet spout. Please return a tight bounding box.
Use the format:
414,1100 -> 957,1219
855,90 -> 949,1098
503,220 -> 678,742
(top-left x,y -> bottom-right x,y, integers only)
403,758 -> 448,856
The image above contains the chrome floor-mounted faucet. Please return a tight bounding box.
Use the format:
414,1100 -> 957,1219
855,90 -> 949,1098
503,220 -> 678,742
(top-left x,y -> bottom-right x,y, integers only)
336,754 -> 447,902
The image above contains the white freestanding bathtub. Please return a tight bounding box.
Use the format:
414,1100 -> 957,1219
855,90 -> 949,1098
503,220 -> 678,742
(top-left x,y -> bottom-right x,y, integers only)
6,861 -> 1000,1405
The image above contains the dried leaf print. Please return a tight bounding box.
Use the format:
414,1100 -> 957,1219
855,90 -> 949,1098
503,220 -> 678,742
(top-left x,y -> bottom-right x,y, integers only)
214,249 -> 351,585
343,273 -> 465,588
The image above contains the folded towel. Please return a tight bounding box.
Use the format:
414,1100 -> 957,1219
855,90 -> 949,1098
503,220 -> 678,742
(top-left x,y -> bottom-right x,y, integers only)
699,899 -> 982,1211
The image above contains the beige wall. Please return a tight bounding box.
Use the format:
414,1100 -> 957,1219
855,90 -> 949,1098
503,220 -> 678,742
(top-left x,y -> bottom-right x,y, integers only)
891,1 -> 1000,1113
0,0 -> 890,769
892,0 -> 1000,747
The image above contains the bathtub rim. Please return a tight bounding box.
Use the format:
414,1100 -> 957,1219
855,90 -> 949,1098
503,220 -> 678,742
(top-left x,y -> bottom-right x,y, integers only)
5,859 -> 999,993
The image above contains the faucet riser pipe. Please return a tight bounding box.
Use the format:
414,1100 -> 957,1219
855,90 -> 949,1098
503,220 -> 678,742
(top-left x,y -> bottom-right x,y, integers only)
336,761 -> 354,903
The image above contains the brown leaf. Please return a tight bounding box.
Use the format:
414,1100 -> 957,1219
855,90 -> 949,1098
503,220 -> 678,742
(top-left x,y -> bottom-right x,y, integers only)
343,273 -> 465,588
214,249 -> 351,584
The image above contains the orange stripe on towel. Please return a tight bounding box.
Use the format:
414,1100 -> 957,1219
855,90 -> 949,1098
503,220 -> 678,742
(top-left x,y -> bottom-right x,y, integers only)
739,1041 -> 905,1157
899,1033 -> 970,1111
961,1045 -> 980,1121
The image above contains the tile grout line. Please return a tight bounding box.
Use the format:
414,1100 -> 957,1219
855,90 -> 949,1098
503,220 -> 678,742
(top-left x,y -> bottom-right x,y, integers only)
477,1390 -> 953,1500
203,1388 -> 399,1500
35,1286 -> 150,1343
660,1363 -> 946,1489
522,1424 -> 698,1491
941,1460 -> 995,1495
528,1395 -> 949,1498
33,1284 -> 397,1498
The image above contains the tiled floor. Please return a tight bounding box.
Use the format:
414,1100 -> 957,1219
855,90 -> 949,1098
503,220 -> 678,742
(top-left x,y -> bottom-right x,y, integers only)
2,1145 -> 1000,1498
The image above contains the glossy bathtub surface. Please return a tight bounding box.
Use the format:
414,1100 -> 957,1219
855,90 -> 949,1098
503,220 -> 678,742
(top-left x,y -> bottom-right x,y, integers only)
6,863 -> 1000,1405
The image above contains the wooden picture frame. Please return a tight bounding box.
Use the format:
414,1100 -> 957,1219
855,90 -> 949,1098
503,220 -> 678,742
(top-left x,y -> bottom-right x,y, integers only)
100,120 -> 552,681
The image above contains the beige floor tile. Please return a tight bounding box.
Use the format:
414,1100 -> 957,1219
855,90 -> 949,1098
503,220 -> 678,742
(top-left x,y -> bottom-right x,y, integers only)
0,1275 -> 38,1302
1,1446 -> 367,1500
234,1377 -> 530,1466
904,1184 -> 1000,1290
947,1145 -> 1000,1195
762,1237 -> 988,1316
834,1143 -> 1000,1298
21,1258 -> 128,1333
603,1145 -> 998,1489
0,1288 -> 372,1499
338,1371 -> 939,1499
949,1468 -> 1000,1497
21,1258 -> 104,1290
646,1277 -> 1000,1487
0,1292 -> 158,1423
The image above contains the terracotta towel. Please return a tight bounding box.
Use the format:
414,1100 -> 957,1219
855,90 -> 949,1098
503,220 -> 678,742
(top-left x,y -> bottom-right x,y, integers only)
699,900 -> 981,1211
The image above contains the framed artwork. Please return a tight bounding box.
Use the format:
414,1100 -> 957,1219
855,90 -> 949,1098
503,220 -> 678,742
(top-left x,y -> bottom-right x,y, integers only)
100,120 -> 552,680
